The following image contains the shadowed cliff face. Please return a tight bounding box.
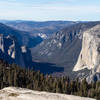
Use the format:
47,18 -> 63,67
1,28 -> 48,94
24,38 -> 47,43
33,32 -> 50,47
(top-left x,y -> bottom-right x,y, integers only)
0,35 -> 25,67
0,35 -> 33,68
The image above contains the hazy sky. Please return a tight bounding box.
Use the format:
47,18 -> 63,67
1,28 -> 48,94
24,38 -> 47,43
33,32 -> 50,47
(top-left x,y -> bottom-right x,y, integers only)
0,0 -> 100,21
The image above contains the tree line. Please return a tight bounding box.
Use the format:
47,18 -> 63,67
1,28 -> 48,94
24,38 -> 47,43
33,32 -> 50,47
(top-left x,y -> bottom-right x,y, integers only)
0,60 -> 99,99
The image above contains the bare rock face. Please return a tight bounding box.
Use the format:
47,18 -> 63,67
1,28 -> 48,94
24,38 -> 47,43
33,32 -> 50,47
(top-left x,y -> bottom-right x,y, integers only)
0,87 -> 95,100
73,25 -> 100,73
0,34 -> 25,67
0,34 -> 33,68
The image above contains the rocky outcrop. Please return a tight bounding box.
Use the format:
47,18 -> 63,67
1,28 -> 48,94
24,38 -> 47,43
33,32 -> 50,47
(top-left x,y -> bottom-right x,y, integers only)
21,46 -> 33,68
0,34 -> 25,67
0,34 -> 32,68
0,87 -> 95,100
73,25 -> 100,73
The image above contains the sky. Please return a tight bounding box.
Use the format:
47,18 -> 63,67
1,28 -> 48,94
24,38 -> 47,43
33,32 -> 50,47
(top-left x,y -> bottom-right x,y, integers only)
0,0 -> 100,21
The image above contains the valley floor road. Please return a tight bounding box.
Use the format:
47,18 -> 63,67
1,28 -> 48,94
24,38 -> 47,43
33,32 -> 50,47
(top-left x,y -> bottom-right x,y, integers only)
0,87 -> 95,100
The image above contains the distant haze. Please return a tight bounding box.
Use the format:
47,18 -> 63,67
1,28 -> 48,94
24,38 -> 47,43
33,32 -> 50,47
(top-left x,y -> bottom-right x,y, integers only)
0,0 -> 100,21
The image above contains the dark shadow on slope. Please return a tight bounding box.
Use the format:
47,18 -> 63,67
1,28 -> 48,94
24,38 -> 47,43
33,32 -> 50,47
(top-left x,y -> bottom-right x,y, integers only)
32,62 -> 64,75
0,50 -> 14,64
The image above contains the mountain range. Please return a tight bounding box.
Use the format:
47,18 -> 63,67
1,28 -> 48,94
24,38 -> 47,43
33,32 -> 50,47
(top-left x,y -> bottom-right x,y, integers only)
0,20 -> 76,36
0,22 -> 44,48
0,20 -> 100,82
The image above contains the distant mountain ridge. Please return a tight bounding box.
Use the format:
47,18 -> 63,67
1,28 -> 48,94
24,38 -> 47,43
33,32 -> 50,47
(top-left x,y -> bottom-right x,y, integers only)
0,21 -> 77,48
0,20 -> 100,81
0,23 -> 43,48
1,20 -> 76,36
31,21 -> 100,78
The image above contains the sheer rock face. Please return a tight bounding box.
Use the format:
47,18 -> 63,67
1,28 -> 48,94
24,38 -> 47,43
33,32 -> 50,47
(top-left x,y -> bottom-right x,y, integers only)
0,34 -> 25,67
73,25 -> 100,73
0,34 -> 32,68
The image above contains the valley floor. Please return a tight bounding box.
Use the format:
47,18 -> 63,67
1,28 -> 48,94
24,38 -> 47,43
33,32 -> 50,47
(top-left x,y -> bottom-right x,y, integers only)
0,87 -> 95,100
